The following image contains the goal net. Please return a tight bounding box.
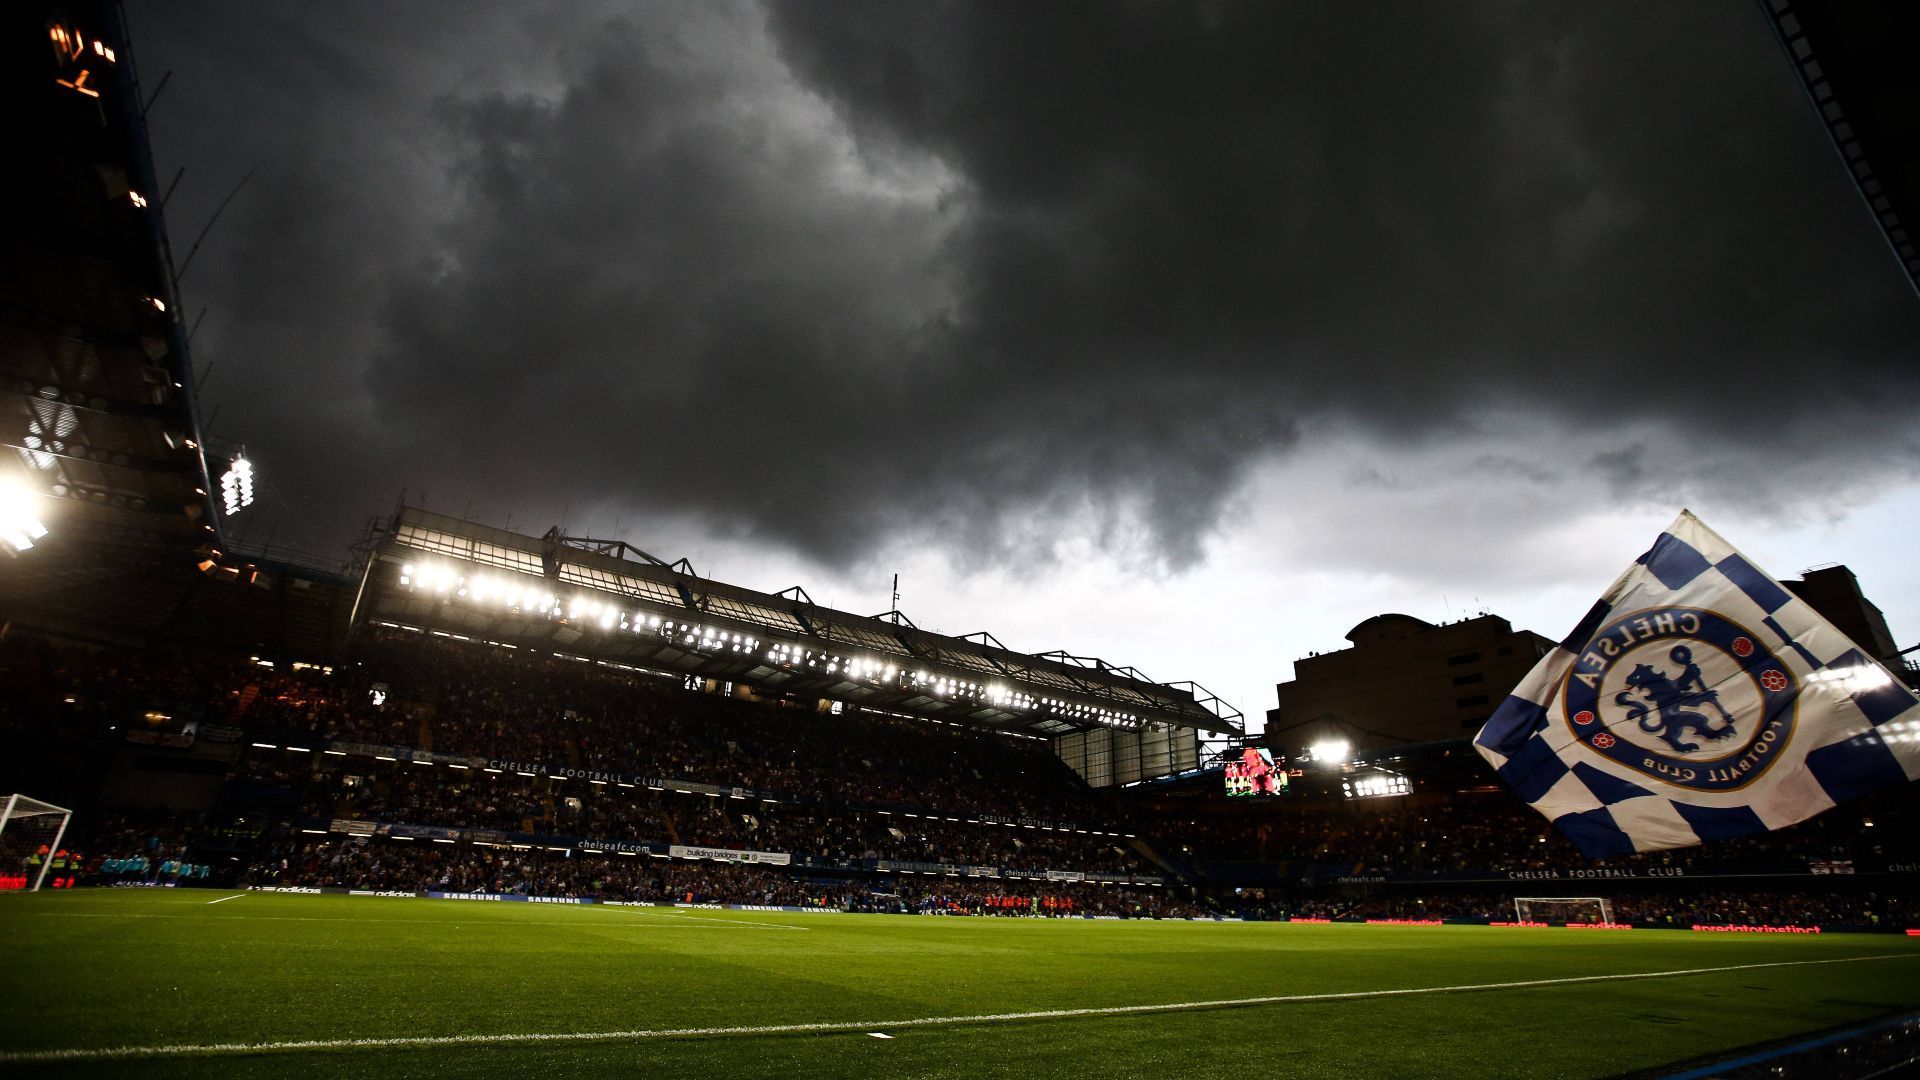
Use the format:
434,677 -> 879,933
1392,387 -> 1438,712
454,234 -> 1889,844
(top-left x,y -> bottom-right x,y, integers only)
1513,896 -> 1613,925
0,795 -> 74,893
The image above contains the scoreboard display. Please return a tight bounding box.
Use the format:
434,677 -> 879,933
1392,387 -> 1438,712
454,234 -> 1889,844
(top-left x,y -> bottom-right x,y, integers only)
1224,747 -> 1287,797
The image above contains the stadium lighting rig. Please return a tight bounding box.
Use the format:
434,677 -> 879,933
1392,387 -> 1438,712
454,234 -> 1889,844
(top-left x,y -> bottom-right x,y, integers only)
1307,738 -> 1352,765
391,557 -> 1149,728
0,477 -> 51,555
218,455 -> 255,515
49,21 -> 115,100
398,562 -> 764,655
1342,771 -> 1411,799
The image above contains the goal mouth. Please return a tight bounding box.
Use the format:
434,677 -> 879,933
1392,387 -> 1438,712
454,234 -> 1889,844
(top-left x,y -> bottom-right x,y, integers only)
0,794 -> 75,894
1512,896 -> 1615,926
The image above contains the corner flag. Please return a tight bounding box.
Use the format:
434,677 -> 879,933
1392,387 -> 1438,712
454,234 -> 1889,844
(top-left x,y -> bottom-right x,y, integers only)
1475,511 -> 1920,858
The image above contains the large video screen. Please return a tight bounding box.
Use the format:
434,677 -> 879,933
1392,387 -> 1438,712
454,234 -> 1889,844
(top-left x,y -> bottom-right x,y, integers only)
1224,747 -> 1287,797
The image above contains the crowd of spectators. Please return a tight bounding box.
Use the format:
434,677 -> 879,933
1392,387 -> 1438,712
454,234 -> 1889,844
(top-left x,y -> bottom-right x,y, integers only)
10,630 -> 1920,932
1229,888 -> 1919,928
244,837 -> 1199,917
230,749 -> 1151,875
286,631 -> 1117,824
248,839 -> 848,906
873,881 -> 1210,919
1612,889 -> 1918,929
3,630 -> 1119,827
1155,788 -> 1918,876
245,833 -> 1911,927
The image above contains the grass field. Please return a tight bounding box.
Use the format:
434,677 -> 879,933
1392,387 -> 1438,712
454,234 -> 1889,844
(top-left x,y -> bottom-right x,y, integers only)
2,891 -> 1919,1078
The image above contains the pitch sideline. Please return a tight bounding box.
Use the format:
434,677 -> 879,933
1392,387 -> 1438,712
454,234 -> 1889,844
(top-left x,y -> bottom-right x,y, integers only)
0,953 -> 1912,1064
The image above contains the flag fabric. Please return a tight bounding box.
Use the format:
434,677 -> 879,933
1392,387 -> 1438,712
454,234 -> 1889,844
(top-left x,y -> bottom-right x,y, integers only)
1475,510 -> 1920,858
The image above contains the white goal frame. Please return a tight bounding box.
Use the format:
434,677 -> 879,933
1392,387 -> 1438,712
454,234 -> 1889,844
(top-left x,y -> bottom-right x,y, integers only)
1513,896 -> 1613,925
0,794 -> 74,893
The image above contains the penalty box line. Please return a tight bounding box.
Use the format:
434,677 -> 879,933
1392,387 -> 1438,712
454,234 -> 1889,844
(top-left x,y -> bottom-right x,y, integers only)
1,953 -> 1910,1065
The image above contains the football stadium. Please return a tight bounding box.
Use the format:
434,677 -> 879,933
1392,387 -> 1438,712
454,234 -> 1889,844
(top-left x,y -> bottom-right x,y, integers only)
7,3 -> 1920,1078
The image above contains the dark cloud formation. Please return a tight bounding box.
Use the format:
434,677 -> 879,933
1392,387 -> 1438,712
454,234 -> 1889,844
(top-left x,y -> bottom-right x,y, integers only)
133,1 -> 1918,574
770,4 -> 1916,423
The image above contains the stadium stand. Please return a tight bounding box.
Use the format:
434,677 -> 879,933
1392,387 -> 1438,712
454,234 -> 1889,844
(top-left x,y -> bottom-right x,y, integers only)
241,838 -> 1202,917
1154,790 -> 1918,874
4,627 -> 1918,930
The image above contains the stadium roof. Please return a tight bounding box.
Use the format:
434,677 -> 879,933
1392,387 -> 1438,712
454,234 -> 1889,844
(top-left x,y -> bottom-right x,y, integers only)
1761,0 -> 1920,298
353,507 -> 1244,740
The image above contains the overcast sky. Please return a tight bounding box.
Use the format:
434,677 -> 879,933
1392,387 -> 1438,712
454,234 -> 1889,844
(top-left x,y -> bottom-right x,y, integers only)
131,2 -> 1919,733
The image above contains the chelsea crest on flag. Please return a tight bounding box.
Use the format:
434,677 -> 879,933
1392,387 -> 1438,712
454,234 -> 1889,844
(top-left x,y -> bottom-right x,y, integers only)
1475,510 -> 1920,858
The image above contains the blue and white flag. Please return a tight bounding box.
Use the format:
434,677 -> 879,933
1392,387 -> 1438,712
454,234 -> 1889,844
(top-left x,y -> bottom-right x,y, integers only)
1475,511 -> 1920,858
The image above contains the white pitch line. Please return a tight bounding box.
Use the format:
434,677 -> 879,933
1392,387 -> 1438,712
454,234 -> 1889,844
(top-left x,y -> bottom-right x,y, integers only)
0,953 -> 1907,1065
206,894 -> 248,905
625,910 -> 809,931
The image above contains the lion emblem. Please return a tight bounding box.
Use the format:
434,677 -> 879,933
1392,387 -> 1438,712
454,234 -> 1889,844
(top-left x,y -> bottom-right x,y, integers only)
1612,647 -> 1741,753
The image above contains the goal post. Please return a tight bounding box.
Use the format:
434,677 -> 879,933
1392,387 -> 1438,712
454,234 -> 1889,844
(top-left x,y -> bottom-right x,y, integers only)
1513,896 -> 1613,925
0,794 -> 74,893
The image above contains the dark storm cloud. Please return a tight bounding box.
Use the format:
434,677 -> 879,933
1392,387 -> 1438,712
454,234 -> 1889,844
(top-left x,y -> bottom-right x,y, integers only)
768,2 -> 1917,423
134,1 -> 1918,571
130,3 -> 521,555
360,5 -> 1295,573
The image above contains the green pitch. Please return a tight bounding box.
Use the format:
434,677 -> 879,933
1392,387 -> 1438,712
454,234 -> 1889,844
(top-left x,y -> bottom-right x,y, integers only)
3,890 -> 1919,1079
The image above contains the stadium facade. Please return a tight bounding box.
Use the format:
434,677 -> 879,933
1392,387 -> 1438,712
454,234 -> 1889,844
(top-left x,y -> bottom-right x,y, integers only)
1782,563 -> 1904,670
1265,613 -> 1555,759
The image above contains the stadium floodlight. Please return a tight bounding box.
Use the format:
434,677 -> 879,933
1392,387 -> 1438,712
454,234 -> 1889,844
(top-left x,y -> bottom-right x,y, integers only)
0,477 -> 50,554
1309,738 -> 1351,765
1344,771 -> 1410,799
219,455 -> 255,516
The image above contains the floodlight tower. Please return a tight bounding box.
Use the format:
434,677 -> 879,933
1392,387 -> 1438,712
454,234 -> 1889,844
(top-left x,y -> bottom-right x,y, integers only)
3,2 -> 240,639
